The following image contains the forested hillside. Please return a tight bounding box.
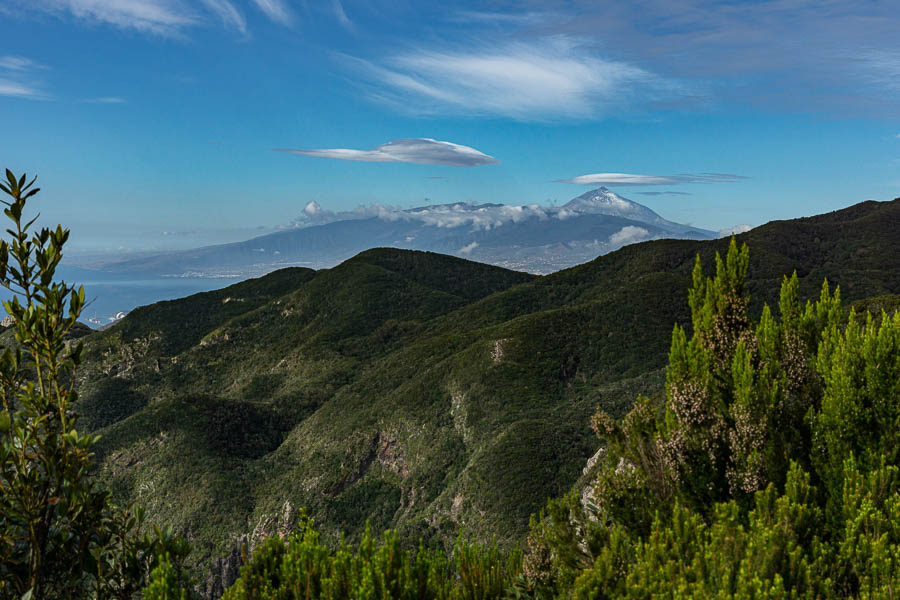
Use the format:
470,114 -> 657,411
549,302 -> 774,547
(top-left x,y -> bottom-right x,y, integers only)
221,236 -> 900,599
68,198 -> 900,593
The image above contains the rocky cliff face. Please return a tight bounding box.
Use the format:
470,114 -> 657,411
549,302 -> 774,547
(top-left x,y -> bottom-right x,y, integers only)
199,548 -> 243,600
198,501 -> 298,598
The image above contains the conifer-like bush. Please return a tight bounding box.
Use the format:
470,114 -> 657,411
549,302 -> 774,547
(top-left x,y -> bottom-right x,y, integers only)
527,238 -> 900,597
221,511 -> 520,600
588,239 -> 840,526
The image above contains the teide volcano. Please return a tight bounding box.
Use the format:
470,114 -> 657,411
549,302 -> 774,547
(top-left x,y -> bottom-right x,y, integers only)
91,188 -> 716,277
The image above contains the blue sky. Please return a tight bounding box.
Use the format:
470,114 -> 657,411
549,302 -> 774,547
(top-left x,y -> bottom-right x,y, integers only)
1,0 -> 899,253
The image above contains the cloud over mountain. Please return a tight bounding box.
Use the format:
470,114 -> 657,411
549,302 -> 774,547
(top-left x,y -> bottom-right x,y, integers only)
719,224 -> 754,237
609,225 -> 651,246
294,200 -> 549,230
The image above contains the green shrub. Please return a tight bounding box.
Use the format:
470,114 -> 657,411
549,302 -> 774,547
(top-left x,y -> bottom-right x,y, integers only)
144,553 -> 191,600
223,511 -> 521,600
0,170 -> 189,599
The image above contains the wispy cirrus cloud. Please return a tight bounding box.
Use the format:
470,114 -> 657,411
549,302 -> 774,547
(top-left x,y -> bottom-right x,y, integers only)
0,80 -> 47,100
449,10 -> 555,26
851,50 -> 900,96
0,55 -> 49,100
21,0 -> 288,35
27,0 -> 198,35
634,191 -> 693,196
0,56 -> 47,71
331,0 -> 353,30
463,1 -> 900,116
275,138 -> 499,167
249,0 -> 292,25
347,36 -> 694,121
557,172 -> 746,186
199,0 -> 246,34
0,55 -> 128,103
82,96 -> 126,103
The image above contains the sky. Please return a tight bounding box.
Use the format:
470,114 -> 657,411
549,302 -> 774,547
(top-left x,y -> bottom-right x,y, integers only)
1,0 -> 899,254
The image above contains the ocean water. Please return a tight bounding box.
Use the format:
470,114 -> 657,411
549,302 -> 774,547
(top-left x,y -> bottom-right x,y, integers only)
0,275 -> 244,329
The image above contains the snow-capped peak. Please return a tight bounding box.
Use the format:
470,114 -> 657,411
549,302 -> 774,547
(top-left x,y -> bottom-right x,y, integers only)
561,187 -> 666,225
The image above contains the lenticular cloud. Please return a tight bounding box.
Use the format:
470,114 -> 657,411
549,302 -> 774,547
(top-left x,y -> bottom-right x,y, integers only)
276,138 -> 499,167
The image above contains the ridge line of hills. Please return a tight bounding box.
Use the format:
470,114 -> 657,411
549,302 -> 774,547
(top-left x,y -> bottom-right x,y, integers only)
52,196 -> 900,596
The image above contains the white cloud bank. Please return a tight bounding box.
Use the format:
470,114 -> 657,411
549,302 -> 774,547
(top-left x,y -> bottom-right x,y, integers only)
295,200 -> 548,230
290,189 -> 715,254
276,138 -> 499,167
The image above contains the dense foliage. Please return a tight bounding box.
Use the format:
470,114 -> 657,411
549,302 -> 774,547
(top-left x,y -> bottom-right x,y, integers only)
215,512 -> 521,600
525,238 -> 900,598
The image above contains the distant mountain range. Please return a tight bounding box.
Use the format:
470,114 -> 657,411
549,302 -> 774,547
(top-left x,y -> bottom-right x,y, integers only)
86,188 -> 718,277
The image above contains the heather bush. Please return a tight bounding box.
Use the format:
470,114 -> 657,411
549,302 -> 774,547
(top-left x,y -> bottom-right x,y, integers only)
526,237 -> 900,598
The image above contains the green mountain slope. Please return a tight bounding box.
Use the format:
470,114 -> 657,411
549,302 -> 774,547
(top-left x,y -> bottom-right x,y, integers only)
75,198 -> 900,594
